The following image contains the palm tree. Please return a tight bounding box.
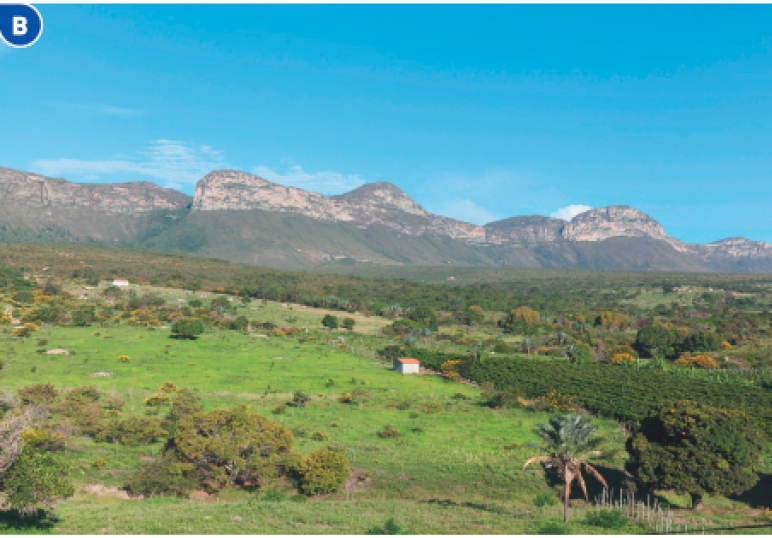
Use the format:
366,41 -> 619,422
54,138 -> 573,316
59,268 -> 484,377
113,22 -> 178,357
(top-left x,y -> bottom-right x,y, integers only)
523,413 -> 608,523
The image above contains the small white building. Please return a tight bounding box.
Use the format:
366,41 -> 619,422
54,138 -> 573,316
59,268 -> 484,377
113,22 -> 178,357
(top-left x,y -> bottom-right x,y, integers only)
112,279 -> 130,287
393,357 -> 420,375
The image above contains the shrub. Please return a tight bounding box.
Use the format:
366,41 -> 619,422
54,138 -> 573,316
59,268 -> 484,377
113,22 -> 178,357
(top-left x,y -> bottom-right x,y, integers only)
366,518 -> 410,535
537,521 -> 570,535
172,317 -> 204,339
610,353 -> 637,366
260,488 -> 288,502
674,354 -> 718,369
174,405 -> 298,491
585,509 -> 627,529
297,449 -> 350,495
533,491 -> 558,507
162,389 -> 203,438
96,416 -> 168,445
290,391 -> 310,408
36,338 -> 48,347
104,396 -> 125,411
20,428 -> 66,452
338,392 -> 353,404
118,355 -> 131,362
18,383 -> 58,405
311,431 -> 328,442
273,404 -> 287,415
159,382 -> 179,393
321,315 -> 339,329
377,425 -> 402,439
145,393 -> 172,408
2,447 -> 74,511
125,453 -> 196,497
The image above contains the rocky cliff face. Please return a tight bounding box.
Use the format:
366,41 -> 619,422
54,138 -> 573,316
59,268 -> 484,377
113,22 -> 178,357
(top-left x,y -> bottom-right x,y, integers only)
192,170 -> 487,241
0,167 -> 192,214
484,216 -> 565,246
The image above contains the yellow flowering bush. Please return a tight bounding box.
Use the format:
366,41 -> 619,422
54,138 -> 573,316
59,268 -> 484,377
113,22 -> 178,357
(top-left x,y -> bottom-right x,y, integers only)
144,393 -> 172,407
534,390 -> 576,412
610,353 -> 637,366
159,382 -> 178,393
674,354 -> 718,369
92,458 -> 107,470
441,359 -> 463,382
21,428 -> 66,452
118,355 -> 131,362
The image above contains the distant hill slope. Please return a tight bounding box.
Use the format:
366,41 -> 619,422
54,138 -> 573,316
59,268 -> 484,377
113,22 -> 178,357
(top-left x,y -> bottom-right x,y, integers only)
1,166 -> 771,273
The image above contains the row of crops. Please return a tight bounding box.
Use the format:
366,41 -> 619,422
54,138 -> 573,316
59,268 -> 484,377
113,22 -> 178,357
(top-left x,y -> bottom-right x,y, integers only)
406,349 -> 772,434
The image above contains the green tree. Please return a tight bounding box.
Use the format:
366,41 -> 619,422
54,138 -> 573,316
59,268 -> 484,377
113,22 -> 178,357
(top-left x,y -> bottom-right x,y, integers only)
566,343 -> 593,364
172,317 -> 204,340
523,413 -> 608,523
626,400 -> 766,510
634,326 -> 676,358
342,317 -> 356,331
321,315 -> 339,330
679,332 -> 722,354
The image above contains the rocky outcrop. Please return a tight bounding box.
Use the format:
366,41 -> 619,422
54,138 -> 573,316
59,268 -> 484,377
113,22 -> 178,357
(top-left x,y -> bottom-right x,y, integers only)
560,206 -> 689,252
0,167 -> 192,214
192,170 -> 487,242
695,237 -> 772,258
484,216 -> 565,246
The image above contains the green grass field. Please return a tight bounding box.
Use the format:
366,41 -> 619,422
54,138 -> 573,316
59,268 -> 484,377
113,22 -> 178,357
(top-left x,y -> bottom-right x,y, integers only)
1,321 -> 769,534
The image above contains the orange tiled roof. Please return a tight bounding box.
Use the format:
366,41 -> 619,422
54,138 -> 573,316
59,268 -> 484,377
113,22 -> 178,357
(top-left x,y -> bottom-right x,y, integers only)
396,358 -> 420,364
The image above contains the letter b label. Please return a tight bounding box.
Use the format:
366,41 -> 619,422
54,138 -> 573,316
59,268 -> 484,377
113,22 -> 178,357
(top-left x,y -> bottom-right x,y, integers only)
13,16 -> 27,36
1,5 -> 42,48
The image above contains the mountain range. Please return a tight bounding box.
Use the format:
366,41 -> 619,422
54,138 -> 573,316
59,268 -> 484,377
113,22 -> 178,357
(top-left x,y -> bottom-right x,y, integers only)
1,165 -> 771,273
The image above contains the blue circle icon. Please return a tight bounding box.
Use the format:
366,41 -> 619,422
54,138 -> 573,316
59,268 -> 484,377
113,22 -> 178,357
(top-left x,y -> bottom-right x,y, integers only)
0,4 -> 43,48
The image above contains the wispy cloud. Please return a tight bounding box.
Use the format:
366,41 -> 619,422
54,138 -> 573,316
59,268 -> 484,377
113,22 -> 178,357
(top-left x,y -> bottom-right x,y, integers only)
252,164 -> 365,195
31,139 -> 230,188
551,204 -> 593,221
50,102 -> 143,117
425,199 -> 501,225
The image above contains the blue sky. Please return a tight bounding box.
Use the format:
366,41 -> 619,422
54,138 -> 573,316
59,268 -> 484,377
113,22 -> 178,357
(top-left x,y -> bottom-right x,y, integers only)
2,5 -> 772,244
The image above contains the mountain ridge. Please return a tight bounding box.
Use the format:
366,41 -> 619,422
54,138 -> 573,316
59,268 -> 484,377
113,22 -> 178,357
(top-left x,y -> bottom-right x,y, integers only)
0,165 -> 770,272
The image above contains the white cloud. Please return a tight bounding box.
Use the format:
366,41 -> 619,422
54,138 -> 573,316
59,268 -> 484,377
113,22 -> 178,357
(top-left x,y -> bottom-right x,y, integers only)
550,204 -> 593,221
31,139 -> 230,188
252,164 -> 365,195
49,102 -> 143,117
426,199 -> 501,225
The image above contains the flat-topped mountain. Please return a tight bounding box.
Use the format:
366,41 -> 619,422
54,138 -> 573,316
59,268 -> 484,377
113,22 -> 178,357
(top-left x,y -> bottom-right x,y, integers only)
1,165 -> 771,273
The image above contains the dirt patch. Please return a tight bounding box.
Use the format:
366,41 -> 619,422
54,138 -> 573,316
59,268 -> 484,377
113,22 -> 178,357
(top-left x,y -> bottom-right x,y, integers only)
89,371 -> 113,378
189,490 -> 214,501
342,467 -> 375,493
81,484 -> 143,500
236,393 -> 262,400
46,348 -> 70,355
